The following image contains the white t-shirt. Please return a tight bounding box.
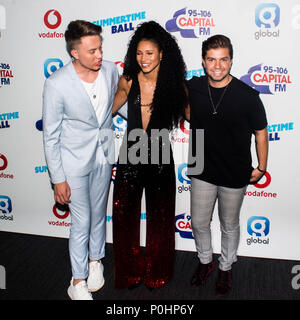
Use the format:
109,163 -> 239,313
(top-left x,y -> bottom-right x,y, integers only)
81,69 -> 108,125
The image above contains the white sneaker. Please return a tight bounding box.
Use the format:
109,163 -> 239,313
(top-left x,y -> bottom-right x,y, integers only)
87,260 -> 105,292
67,279 -> 93,300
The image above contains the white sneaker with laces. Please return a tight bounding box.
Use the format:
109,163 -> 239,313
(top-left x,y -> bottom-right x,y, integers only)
67,279 -> 93,300
87,261 -> 105,292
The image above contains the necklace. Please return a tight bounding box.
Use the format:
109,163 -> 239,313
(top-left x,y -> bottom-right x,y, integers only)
207,78 -> 230,115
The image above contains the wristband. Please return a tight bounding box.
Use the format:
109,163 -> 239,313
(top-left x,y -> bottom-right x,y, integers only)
257,166 -> 266,173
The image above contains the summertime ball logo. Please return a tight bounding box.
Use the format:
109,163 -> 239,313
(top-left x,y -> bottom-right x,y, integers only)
166,7 -> 215,38
93,11 -> 146,34
240,63 -> 292,94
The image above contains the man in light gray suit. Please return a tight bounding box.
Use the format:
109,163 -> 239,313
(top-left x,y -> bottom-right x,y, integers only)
43,20 -> 118,300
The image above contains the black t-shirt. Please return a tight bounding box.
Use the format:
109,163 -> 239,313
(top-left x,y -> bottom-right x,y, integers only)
187,75 -> 267,188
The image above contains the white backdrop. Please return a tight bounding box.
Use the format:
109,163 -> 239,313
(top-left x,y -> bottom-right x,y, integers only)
1,0 -> 300,261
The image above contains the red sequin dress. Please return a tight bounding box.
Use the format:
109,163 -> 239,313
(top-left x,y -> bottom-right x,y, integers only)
113,76 -> 176,289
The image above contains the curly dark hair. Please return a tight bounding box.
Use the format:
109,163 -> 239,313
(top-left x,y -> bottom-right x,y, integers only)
123,20 -> 187,130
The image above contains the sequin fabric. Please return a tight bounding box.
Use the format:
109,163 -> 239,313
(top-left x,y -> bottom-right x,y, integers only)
113,76 -> 176,289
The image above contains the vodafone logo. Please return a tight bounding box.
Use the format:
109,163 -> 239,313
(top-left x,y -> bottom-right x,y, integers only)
0,154 -> 7,170
52,204 -> 69,219
180,118 -> 190,135
254,171 -> 271,189
245,171 -> 277,199
44,9 -> 62,29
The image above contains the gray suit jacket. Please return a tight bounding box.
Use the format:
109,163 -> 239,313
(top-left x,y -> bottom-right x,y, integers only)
42,60 -> 119,184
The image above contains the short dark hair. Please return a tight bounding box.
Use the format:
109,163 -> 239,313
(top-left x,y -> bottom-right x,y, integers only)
202,34 -> 233,60
65,20 -> 102,56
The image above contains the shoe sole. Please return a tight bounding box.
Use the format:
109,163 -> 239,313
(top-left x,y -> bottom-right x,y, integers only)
67,287 -> 73,300
88,279 -> 105,293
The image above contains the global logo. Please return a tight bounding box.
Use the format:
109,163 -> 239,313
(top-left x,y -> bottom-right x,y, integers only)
177,163 -> 191,193
246,216 -> 270,246
0,195 -> 12,214
44,58 -> 63,78
247,216 -> 270,237
240,63 -> 291,94
254,3 -> 280,40
44,9 -> 62,29
175,213 -> 194,239
0,195 -> 13,221
113,115 -> 127,140
165,7 -> 215,38
255,3 -> 280,28
178,163 -> 190,184
113,116 -> 127,132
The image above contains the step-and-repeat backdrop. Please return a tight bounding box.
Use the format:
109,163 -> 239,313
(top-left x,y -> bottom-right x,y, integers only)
1,0 -> 300,261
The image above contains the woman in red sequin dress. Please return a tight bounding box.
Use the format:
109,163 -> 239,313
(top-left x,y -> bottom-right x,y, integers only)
112,21 -> 188,289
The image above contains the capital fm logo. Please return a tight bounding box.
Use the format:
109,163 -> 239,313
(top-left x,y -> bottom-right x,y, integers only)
175,213 -> 194,239
48,203 -> 70,227
177,163 -> 191,193
0,195 -> 13,221
254,3 -> 280,40
44,58 -> 63,78
0,63 -> 13,87
165,7 -> 215,38
246,216 -> 270,245
38,9 -> 64,39
240,63 -> 291,94
0,153 -> 14,180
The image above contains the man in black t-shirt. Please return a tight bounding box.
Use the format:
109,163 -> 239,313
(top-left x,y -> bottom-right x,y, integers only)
186,35 -> 268,296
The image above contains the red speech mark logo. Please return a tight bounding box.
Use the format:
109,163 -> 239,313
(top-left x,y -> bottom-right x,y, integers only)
52,204 -> 69,219
0,154 -> 8,171
44,9 -> 62,29
254,171 -> 271,189
180,118 -> 190,135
